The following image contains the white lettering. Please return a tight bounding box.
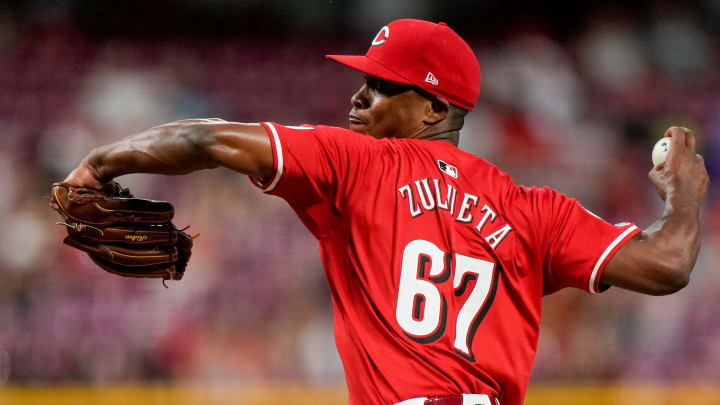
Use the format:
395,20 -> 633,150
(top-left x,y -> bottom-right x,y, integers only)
398,185 -> 422,217
456,193 -> 478,223
433,179 -> 449,211
448,185 -> 457,216
414,179 -> 435,210
474,204 -> 497,233
398,178 -> 514,251
484,224 -> 513,249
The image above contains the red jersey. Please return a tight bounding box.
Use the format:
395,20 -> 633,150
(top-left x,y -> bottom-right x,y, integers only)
251,123 -> 641,405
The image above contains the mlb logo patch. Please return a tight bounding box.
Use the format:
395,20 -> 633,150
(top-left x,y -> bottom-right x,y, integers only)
437,160 -> 458,178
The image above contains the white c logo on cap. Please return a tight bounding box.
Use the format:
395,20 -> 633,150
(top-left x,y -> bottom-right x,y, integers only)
371,26 -> 389,46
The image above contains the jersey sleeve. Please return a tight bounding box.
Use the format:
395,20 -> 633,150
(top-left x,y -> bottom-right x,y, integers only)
522,186 -> 642,295
249,122 -> 381,239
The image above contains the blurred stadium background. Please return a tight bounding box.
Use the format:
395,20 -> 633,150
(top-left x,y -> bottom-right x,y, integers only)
0,0 -> 719,403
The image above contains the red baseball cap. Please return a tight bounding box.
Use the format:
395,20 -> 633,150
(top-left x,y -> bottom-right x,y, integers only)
327,19 -> 481,110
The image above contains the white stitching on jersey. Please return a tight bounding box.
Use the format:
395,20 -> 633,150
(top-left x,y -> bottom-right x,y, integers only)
589,225 -> 638,293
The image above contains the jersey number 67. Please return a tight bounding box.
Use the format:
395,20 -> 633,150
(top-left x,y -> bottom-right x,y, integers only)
395,239 -> 499,362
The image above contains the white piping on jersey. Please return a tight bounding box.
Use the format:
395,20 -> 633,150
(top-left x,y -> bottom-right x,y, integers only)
263,122 -> 284,192
589,225 -> 638,293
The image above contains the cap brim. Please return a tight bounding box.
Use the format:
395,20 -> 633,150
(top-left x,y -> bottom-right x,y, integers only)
326,54 -> 413,85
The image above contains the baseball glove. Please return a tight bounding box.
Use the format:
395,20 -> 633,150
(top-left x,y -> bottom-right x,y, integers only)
49,182 -> 195,286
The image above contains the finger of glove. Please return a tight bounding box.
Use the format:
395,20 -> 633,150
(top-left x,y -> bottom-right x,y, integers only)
51,183 -> 174,226
174,230 -> 194,275
63,236 -> 178,266
67,224 -> 178,246
89,255 -> 178,280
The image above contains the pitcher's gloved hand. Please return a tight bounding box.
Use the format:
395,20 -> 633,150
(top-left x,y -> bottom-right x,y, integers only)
49,182 -> 195,286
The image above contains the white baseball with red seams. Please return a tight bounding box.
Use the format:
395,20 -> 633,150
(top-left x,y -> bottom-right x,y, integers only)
652,137 -> 671,167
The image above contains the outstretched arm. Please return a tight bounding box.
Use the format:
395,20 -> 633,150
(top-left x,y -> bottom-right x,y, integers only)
601,127 -> 709,295
63,118 -> 273,188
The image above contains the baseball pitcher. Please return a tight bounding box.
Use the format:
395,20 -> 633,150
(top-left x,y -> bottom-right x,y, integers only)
56,19 -> 709,405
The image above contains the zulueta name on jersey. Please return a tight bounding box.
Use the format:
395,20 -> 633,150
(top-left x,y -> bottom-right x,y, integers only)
397,177 -> 512,250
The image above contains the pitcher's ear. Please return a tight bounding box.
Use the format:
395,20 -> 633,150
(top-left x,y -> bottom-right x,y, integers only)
424,95 -> 450,125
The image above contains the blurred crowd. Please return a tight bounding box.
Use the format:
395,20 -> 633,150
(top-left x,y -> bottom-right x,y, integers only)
0,2 -> 719,389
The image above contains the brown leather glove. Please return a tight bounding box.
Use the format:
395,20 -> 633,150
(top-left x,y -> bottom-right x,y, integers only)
50,182 -> 194,285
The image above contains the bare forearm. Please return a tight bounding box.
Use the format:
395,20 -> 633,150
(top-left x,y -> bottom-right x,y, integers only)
84,121 -> 217,182
76,119 -> 272,182
645,189 -> 701,261
625,195 -> 700,293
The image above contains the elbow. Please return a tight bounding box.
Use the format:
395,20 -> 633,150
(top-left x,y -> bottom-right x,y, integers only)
652,257 -> 692,295
659,270 -> 689,295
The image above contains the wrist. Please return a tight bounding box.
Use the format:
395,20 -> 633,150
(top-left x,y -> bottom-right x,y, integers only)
665,183 -> 701,210
63,162 -> 105,189
662,199 -> 701,231
83,148 -> 114,183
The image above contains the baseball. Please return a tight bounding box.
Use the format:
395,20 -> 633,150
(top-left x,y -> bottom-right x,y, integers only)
652,137 -> 671,167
